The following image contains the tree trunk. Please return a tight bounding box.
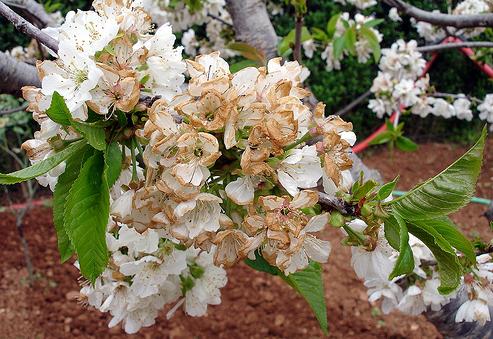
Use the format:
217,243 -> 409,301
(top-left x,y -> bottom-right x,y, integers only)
0,51 -> 40,95
225,0 -> 278,60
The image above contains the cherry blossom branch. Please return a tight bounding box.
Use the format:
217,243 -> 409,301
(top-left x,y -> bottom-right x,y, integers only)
417,41 -> 493,53
384,0 -> 493,28
0,1 -> 58,52
1,0 -> 56,27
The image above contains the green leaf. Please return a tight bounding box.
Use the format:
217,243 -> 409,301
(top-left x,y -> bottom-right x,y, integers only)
353,179 -> 378,200
384,215 -> 400,251
53,145 -> 94,262
389,127 -> 487,220
245,250 -> 283,276
245,252 -> 328,334
0,140 -> 86,184
344,27 -> 357,54
414,217 -> 476,264
72,120 -> 107,151
326,13 -> 341,39
363,18 -> 384,28
396,136 -> 418,152
228,42 -> 266,63
369,131 -> 394,145
277,27 -> 312,57
286,262 -> 328,335
45,91 -> 72,126
360,26 -> 381,62
377,176 -> 398,200
385,119 -> 395,131
64,151 -> 110,282
408,222 -> 461,294
312,27 -> 329,42
387,214 -> 414,279
229,59 -> 259,73
333,36 -> 346,60
104,142 -> 123,188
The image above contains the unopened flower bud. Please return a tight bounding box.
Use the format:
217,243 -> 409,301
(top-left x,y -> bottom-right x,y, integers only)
330,211 -> 345,228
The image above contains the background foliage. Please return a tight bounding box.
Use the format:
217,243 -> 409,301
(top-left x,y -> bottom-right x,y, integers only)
272,0 -> 491,142
0,0 -> 491,146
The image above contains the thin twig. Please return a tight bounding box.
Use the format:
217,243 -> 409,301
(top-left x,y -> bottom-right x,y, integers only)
384,0 -> 493,28
207,13 -> 233,27
0,1 -> 58,52
432,92 -> 483,103
335,90 -> 372,116
0,103 -> 28,115
293,15 -> 303,64
417,41 -> 493,53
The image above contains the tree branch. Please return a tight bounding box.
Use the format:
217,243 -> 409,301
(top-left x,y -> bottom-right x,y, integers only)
0,51 -> 40,95
293,15 -> 303,64
207,13 -> 233,28
335,90 -> 372,116
2,0 -> 56,28
385,0 -> 493,28
417,41 -> 493,53
0,103 -> 28,115
0,1 -> 58,52
225,0 -> 279,60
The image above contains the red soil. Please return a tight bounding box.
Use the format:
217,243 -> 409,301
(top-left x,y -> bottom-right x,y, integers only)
0,138 -> 491,338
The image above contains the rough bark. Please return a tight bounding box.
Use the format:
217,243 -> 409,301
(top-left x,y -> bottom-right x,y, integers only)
225,0 -> 278,60
0,51 -> 40,95
385,0 -> 493,28
1,0 -> 56,28
0,1 -> 58,52
426,288 -> 493,338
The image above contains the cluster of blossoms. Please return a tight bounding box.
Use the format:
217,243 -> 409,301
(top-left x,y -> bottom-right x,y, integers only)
141,0 -> 236,58
134,52 -> 356,275
412,0 -> 492,42
11,0 -> 493,334
79,223 -> 227,333
368,39 -> 493,126
18,0 -> 360,332
303,13 -> 383,71
22,0 -> 186,189
350,218 -> 493,325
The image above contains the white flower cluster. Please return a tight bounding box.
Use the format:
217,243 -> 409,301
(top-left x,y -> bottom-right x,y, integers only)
413,0 -> 492,41
369,40 -> 475,121
142,0 -> 236,58
21,0 -> 186,189
80,222 -> 226,333
334,0 -> 377,10
369,40 -> 428,118
317,13 -> 383,71
20,0 -> 361,330
478,94 -> 493,125
350,219 -> 493,325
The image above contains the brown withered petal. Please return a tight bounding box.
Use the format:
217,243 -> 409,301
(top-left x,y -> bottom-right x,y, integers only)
213,229 -> 253,267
